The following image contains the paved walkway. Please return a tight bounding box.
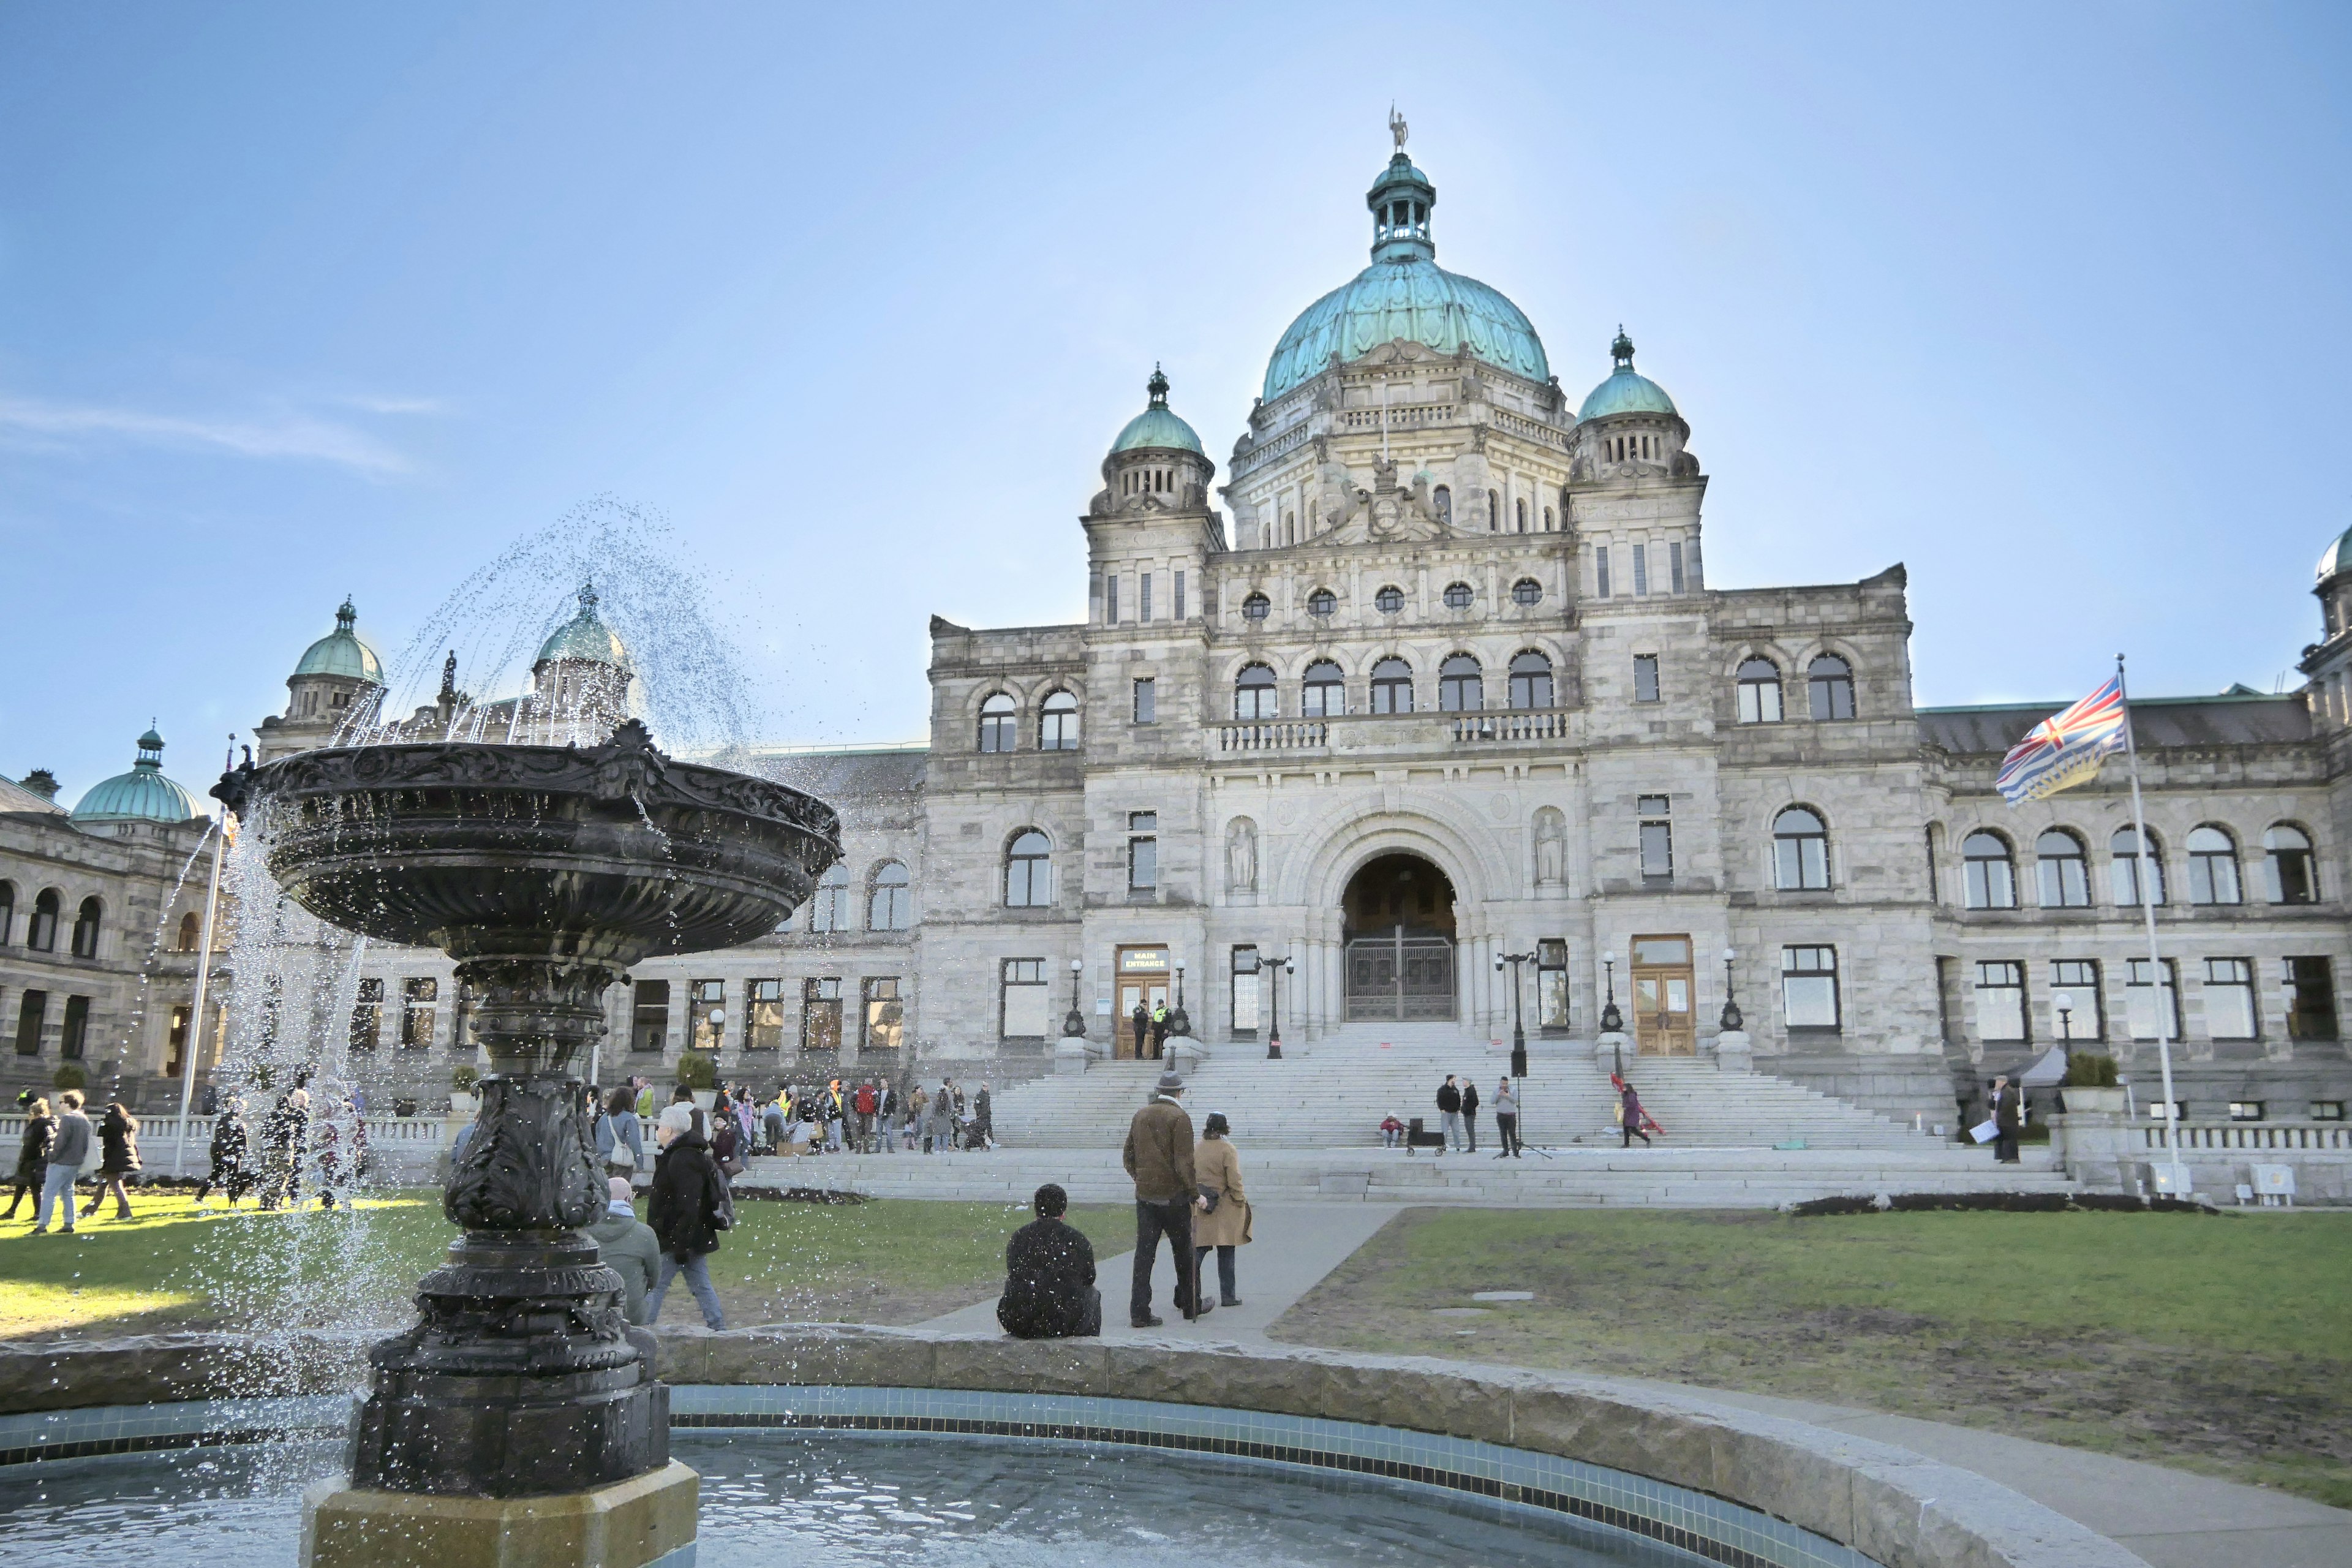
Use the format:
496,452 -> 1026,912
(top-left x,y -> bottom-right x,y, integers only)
917,1200 -> 2351,1568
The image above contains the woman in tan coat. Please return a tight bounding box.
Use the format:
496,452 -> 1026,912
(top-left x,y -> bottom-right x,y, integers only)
1191,1112 -> 1251,1308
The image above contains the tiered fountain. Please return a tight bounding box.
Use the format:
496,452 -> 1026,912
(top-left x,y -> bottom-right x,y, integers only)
214,717 -> 839,1568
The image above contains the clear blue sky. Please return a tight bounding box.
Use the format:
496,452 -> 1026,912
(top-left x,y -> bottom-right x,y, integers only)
4,3 -> 2348,803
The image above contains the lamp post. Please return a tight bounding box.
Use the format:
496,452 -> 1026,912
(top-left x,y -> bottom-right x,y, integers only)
1267,951 -> 1295,1059
1600,951 -> 1622,1034
1170,959 -> 1191,1038
2056,992 -> 2075,1049
1061,957 -> 1087,1039
1494,948 -> 1533,1080
1719,948 -> 1741,1031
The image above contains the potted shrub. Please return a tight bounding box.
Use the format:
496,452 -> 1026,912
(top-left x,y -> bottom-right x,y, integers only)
51,1062 -> 87,1092
450,1064 -> 482,1114
2060,1052 -> 2127,1114
676,1051 -> 718,1110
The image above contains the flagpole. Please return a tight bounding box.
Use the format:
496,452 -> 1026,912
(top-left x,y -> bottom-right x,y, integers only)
2116,655 -> 2187,1197
171,778 -> 232,1178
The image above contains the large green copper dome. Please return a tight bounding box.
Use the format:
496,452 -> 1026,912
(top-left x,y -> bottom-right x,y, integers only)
2317,523 -> 2352,584
1577,329 -> 1678,421
1262,151 -> 1548,402
1111,366 -> 1202,454
535,583 -> 632,669
293,599 -> 383,682
71,727 -> 202,824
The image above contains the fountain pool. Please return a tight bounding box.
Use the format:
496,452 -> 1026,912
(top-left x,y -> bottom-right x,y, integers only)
1,1429 -> 1711,1568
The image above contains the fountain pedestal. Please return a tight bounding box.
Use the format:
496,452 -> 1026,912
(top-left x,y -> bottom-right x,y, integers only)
302,1462 -> 698,1568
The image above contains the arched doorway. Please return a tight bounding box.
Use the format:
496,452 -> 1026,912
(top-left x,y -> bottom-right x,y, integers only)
1342,852 -> 1457,1021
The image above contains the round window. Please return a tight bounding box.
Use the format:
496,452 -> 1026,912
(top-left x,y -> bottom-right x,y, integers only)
1374,584 -> 1406,614
1242,592 -> 1271,622
1510,578 -> 1543,607
1307,588 -> 1336,617
1442,581 -> 1474,610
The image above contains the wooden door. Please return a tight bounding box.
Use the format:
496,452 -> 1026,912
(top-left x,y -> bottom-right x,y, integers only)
1115,977 -> 1169,1058
1630,935 -> 1696,1055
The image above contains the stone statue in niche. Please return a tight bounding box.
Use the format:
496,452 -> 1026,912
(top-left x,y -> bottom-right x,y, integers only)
1534,807 -> 1566,886
1226,817 -> 1258,894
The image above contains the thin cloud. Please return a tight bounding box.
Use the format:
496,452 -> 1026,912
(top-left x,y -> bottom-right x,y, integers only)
0,393 -> 415,475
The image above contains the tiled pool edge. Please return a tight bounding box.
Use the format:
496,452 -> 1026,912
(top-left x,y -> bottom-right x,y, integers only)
0,1328 -> 2150,1568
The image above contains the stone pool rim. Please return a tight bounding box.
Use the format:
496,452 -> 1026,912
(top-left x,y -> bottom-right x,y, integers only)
0,1325 -> 2147,1568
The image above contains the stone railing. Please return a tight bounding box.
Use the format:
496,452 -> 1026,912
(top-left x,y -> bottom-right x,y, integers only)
2054,1110 -> 2351,1200
1491,409 -> 1571,449
0,1329 -> 2149,1568
2133,1120 -> 2351,1153
1213,719 -> 1330,753
1214,708 -> 1581,758
1338,402 -> 1456,431
1229,421 -> 1314,481
1451,709 -> 1574,744
0,1114 -> 457,1167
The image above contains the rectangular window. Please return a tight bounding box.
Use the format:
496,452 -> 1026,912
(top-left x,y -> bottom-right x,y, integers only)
747,979 -> 785,1050
1632,654 -> 1660,704
862,976 -> 903,1053
1668,541 -> 1686,594
630,978 -> 669,1053
12,990 -> 44,1056
2228,1101 -> 2267,1122
350,977 -> 383,1050
2125,958 -> 2181,1042
1132,677 -> 1156,725
1001,959 -> 1049,1039
2049,960 -> 2103,1041
1539,937 -> 1570,1030
1595,545 -> 1611,598
1107,575 -> 1120,623
2285,956 -> 2339,1041
402,977 -> 439,1049
1632,543 -> 1649,596
2310,1100 -> 2346,1121
59,995 -> 89,1060
2144,1100 -> 2188,1123
2203,958 -> 2258,1039
1782,946 -> 1841,1030
165,1005 -> 190,1077
1975,960 -> 2028,1042
1637,796 -> 1672,883
1175,570 -> 1186,620
1128,812 -> 1158,892
1140,571 -> 1153,620
801,978 -> 842,1053
1230,946 -> 1262,1033
688,978 -> 725,1051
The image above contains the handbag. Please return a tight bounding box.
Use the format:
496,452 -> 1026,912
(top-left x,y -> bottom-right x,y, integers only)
1197,1183 -> 1220,1213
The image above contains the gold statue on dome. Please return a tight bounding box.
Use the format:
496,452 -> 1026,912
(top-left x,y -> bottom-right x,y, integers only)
1389,105 -> 1408,151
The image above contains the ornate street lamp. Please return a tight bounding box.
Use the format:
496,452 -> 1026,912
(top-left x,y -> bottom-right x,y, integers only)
1061,956 -> 1087,1039
1170,959 -> 1191,1038
1600,950 -> 1623,1035
1267,951 -> 1296,1059
1493,948 -> 1533,1080
1719,948 -> 1742,1031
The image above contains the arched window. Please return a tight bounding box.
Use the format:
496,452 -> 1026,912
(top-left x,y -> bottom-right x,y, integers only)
868,862 -> 913,931
2187,826 -> 2242,905
1432,485 -> 1452,526
1516,498 -> 1528,533
1302,659 -> 1345,717
1736,658 -> 1784,723
1508,650 -> 1555,709
1962,832 -> 2017,910
1510,577 -> 1542,606
809,864 -> 851,933
1374,584 -> 1405,614
1234,663 -> 1278,721
178,911 -> 201,951
2111,826 -> 2166,907
0,881 -> 13,944
2035,830 -> 2090,908
1241,592 -> 1271,622
2264,824 -> 2318,905
1438,654 -> 1483,712
69,897 -> 101,959
1370,657 -> 1414,714
1306,588 -> 1336,617
27,888 -> 59,952
1442,581 -> 1474,610
1807,655 -> 1856,720
1773,808 -> 1830,889
1039,690 -> 1079,751
1005,831 -> 1053,907
977,693 -> 1016,753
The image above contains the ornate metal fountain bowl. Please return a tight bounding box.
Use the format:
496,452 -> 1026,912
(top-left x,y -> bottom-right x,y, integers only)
213,719 -> 840,1499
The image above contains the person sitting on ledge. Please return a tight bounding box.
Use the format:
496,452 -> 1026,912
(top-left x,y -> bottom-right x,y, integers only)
997,1182 -> 1101,1339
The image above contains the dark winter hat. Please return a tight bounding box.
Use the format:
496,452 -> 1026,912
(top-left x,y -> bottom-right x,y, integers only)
1204,1112 -> 1230,1137
1033,1182 -> 1068,1218
1156,1071 -> 1185,1095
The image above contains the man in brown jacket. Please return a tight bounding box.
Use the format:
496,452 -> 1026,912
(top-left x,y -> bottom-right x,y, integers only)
1121,1070 -> 1200,1327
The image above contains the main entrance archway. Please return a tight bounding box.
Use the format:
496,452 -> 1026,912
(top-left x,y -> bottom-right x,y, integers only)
1341,852 -> 1457,1022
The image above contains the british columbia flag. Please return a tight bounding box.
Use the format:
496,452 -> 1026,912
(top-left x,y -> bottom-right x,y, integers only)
1994,674 -> 2130,805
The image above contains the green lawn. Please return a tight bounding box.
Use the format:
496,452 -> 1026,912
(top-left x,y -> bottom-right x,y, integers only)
1272,1207 -> 2352,1507
0,1188 -> 1130,1340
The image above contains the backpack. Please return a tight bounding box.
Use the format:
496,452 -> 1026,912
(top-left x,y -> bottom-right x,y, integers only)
854,1084 -> 877,1115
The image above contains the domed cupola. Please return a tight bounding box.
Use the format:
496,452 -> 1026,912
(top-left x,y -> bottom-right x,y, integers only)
1570,329 -> 1697,484
70,725 -> 202,826
1100,367 -> 1215,512
283,598 -> 383,726
521,583 -> 636,745
534,582 -> 633,674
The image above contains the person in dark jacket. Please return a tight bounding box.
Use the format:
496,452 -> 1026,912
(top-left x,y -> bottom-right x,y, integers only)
1989,1075 -> 2024,1164
1121,1071 -> 1200,1326
1619,1082 -> 1653,1148
1435,1076 -> 1464,1155
1460,1076 -> 1480,1153
5,1097 -> 55,1219
261,1088 -> 308,1210
96,1104 -> 140,1219
33,1091 -> 92,1233
646,1099 -> 729,1328
1131,1000 -> 1151,1060
997,1183 -> 1101,1338
197,1100 -> 252,1205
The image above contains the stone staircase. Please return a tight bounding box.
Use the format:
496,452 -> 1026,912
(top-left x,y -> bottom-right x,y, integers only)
985,1023 -> 1940,1152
